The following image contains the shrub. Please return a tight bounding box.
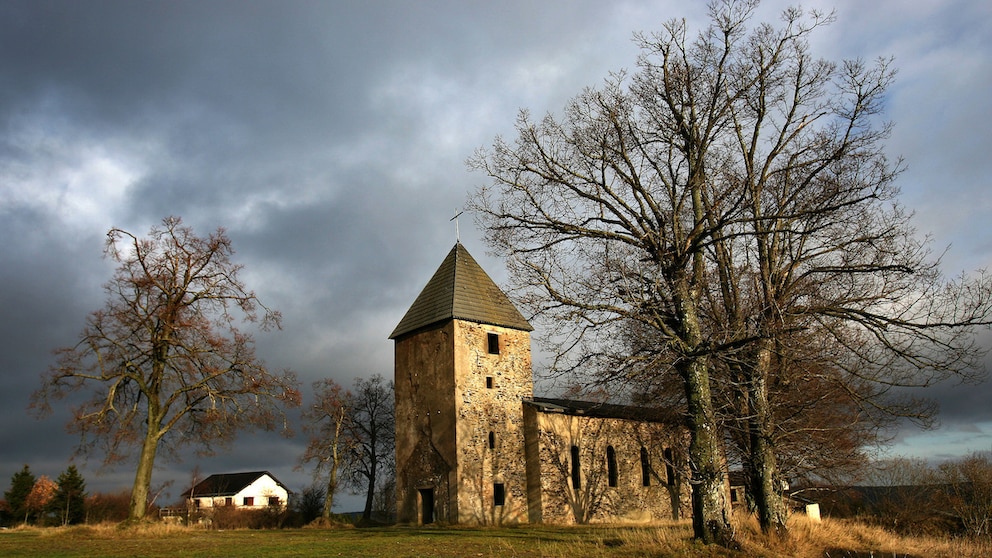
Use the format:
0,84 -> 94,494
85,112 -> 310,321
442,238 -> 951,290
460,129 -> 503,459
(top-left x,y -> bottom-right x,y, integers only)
209,506 -> 288,529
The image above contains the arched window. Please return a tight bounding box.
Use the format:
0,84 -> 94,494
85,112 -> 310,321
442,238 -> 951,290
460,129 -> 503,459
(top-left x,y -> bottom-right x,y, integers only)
640,447 -> 651,487
570,445 -> 581,489
606,446 -> 618,487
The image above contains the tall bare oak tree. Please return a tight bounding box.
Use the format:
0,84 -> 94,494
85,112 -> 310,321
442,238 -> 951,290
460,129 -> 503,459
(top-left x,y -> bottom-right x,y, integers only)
471,0 -> 991,542
299,378 -> 352,522
32,217 -> 300,522
470,2 -> 754,543
342,374 -> 395,524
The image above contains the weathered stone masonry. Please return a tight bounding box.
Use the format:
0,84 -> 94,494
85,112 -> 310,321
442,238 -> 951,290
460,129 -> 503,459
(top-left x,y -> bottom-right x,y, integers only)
391,243 -> 690,525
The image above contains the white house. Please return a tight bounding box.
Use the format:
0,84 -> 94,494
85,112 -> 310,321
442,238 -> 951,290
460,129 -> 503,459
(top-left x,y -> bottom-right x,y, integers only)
188,471 -> 291,510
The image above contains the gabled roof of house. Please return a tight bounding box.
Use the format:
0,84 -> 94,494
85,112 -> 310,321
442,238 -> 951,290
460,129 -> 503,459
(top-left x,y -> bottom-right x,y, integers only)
389,242 -> 533,339
189,471 -> 290,498
525,396 -> 684,425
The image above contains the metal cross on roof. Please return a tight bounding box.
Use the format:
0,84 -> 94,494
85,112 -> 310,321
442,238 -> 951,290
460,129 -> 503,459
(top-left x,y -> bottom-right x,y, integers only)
450,209 -> 464,242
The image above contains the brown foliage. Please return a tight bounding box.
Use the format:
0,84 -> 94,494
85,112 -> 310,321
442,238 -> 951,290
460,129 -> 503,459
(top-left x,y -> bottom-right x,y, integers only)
31,217 -> 300,521
25,476 -> 57,524
209,505 -> 288,529
85,491 -> 137,524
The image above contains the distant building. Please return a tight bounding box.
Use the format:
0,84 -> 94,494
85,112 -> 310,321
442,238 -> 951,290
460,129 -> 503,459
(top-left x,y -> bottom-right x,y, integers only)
391,243 -> 693,525
188,471 -> 290,510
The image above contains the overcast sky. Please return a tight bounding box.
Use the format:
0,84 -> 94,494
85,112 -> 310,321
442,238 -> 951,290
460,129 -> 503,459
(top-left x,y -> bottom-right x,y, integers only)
1,0 -> 989,511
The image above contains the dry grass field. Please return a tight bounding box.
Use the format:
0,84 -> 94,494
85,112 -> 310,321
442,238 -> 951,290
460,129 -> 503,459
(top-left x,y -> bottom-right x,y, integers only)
1,514 -> 989,557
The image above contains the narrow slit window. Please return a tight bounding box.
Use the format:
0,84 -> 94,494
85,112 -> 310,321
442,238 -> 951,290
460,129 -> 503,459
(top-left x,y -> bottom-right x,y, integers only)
607,445 -> 618,487
487,332 -> 500,354
640,447 -> 651,487
486,376 -> 494,389
494,483 -> 505,506
488,431 -> 495,449
571,445 -> 581,489
664,447 -> 676,486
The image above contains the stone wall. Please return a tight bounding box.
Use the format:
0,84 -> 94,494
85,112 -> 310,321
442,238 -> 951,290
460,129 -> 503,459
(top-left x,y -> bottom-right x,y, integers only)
525,406 -> 691,524
452,321 -> 533,525
393,322 -> 458,524
394,317 -> 692,526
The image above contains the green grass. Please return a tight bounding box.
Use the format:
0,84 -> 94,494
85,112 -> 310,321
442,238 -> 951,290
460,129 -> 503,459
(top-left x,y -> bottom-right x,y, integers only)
0,523 -> 712,558
3,517 -> 990,558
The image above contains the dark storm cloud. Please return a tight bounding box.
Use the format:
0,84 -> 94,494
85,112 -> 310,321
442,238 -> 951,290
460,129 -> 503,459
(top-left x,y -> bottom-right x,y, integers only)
1,0 -> 989,506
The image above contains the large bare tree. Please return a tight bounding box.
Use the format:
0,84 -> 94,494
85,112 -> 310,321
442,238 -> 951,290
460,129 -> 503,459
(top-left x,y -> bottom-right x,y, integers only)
342,374 -> 394,524
471,0 -> 991,542
32,217 -> 300,522
299,378 -> 352,522
469,2 -> 758,543
706,2 -> 992,533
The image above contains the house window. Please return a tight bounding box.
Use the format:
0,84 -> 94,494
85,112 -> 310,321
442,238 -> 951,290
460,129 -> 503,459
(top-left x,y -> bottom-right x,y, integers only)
731,488 -> 739,503
243,496 -> 254,506
607,446 -> 618,487
640,447 -> 651,487
486,376 -> 494,389
570,445 -> 581,489
487,333 -> 500,354
493,483 -> 505,506
488,431 -> 496,449
664,447 -> 676,486
268,496 -> 280,506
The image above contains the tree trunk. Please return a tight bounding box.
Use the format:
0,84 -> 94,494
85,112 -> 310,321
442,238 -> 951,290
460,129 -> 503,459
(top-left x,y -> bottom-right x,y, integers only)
683,355 -> 735,546
322,465 -> 337,520
362,458 -> 376,522
749,340 -> 788,535
128,428 -> 159,522
682,178 -> 736,546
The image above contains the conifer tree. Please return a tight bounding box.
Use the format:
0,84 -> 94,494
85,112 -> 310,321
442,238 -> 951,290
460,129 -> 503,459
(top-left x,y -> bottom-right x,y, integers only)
53,465 -> 87,525
4,465 -> 36,525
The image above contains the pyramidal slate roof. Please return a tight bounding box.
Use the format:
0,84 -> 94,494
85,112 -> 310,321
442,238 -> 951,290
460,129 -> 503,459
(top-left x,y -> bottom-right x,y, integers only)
389,243 -> 533,339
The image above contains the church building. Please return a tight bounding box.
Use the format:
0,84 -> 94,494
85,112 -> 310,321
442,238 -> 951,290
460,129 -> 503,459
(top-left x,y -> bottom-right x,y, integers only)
390,243 -> 690,525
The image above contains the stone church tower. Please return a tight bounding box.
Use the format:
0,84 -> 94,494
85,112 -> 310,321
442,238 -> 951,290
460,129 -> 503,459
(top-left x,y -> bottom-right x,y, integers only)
390,243 -> 534,525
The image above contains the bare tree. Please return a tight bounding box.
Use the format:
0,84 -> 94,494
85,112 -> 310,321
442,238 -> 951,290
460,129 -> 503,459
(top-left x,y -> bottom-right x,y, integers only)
31,217 -> 301,522
469,1 -> 780,545
294,483 -> 326,525
474,0 -> 992,540
299,378 -> 352,521
940,453 -> 992,539
343,374 -> 395,523
705,2 -> 992,533
860,457 -> 947,535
